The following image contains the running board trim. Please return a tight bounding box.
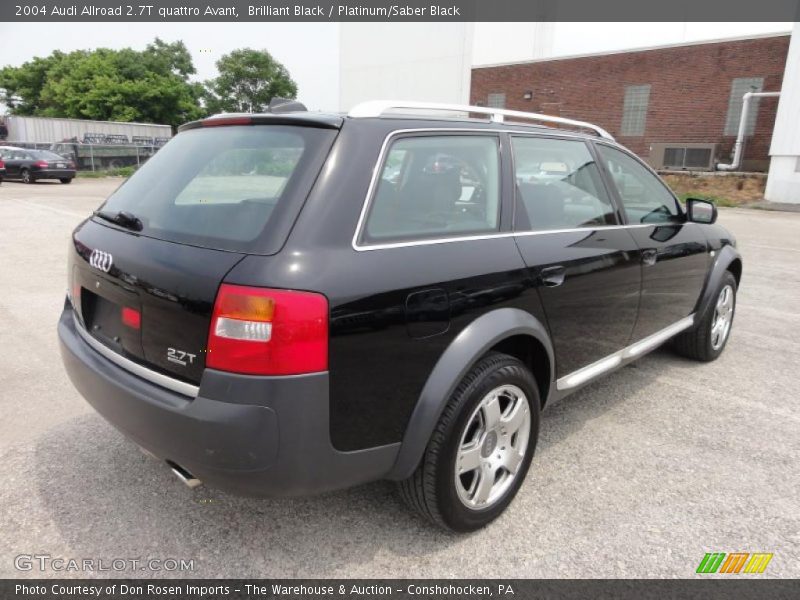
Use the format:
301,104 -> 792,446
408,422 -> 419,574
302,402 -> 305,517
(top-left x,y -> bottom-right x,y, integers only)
556,315 -> 695,391
73,315 -> 200,398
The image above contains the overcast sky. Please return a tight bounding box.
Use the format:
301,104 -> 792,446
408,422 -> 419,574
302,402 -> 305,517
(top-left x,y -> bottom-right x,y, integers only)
0,21 -> 791,112
0,22 -> 341,109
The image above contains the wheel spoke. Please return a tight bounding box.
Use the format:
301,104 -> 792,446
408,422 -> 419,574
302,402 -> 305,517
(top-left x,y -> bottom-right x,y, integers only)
482,395 -> 502,429
458,443 -> 482,473
502,398 -> 528,436
473,468 -> 495,504
504,450 -> 523,475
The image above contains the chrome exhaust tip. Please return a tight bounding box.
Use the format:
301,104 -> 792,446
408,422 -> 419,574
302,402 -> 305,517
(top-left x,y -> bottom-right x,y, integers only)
166,461 -> 202,489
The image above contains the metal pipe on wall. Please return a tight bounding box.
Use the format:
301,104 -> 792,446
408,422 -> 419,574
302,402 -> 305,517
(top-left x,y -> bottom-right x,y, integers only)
717,91 -> 781,171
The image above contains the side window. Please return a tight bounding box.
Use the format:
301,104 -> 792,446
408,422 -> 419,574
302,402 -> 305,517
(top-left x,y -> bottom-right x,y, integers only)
511,136 -> 617,232
596,144 -> 681,224
362,135 -> 500,244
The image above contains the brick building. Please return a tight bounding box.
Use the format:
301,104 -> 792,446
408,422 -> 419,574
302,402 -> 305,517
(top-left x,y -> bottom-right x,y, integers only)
470,34 -> 790,172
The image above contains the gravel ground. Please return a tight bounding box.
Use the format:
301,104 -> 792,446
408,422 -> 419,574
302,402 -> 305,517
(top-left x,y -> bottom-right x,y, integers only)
0,178 -> 798,578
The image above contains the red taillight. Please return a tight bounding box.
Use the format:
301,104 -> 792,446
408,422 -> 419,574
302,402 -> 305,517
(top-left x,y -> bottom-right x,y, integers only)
0,160 -> 5,168
207,284 -> 328,375
34,160 -> 48,167
201,116 -> 252,127
121,307 -> 141,330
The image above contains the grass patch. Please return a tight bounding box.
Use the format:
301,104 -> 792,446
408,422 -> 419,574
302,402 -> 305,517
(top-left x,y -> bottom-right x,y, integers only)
77,167 -> 136,179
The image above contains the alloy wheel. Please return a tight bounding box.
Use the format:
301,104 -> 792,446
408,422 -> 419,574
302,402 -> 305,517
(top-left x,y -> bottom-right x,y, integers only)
711,284 -> 734,350
455,384 -> 531,509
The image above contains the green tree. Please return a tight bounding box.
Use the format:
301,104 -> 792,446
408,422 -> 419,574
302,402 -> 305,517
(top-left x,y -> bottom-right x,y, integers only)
0,39 -> 204,127
203,49 -> 297,114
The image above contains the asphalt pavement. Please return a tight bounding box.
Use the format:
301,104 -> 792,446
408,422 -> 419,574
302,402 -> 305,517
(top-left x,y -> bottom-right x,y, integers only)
0,178 -> 798,578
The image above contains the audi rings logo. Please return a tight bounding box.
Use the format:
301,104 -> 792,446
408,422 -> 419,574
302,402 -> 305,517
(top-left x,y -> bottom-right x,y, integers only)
89,249 -> 113,273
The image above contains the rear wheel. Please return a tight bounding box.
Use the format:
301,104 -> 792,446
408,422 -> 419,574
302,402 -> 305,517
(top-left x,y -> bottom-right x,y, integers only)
60,178 -> 72,184
399,352 -> 540,532
21,169 -> 34,184
673,271 -> 737,361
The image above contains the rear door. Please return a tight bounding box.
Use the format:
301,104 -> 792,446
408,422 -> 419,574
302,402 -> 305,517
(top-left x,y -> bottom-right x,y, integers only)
69,121 -> 338,386
510,135 -> 641,386
3,150 -> 24,176
594,143 -> 710,341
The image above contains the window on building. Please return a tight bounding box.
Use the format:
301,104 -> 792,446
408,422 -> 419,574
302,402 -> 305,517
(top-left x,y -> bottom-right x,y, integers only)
724,77 -> 764,136
596,144 -> 681,224
620,84 -> 651,136
362,135 -> 501,244
487,93 -> 506,109
512,136 -> 617,231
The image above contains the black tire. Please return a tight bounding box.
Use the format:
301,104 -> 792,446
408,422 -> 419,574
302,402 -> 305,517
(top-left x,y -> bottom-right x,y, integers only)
21,169 -> 34,184
60,178 -> 72,184
673,270 -> 737,361
398,352 -> 540,532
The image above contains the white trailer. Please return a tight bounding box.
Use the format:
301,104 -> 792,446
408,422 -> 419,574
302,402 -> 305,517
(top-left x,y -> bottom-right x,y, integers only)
0,115 -> 171,145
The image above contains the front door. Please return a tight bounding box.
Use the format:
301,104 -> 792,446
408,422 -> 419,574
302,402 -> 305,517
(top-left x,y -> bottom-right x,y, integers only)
510,135 -> 642,387
595,143 -> 710,341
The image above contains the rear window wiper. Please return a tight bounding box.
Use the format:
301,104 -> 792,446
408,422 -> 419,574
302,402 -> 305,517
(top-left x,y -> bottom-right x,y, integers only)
94,209 -> 143,232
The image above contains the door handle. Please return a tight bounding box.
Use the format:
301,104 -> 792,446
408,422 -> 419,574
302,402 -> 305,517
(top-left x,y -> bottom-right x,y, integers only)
641,248 -> 658,266
540,266 -> 566,287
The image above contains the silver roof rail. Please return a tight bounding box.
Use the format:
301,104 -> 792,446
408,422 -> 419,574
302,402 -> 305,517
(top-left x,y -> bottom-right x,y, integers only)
348,100 -> 615,141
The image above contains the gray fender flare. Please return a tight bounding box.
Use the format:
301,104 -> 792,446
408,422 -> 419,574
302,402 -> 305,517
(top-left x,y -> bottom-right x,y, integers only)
386,307 -> 553,481
694,244 -> 742,321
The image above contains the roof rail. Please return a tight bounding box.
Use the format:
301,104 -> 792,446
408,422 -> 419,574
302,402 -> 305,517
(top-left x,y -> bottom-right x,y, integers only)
348,100 -> 614,141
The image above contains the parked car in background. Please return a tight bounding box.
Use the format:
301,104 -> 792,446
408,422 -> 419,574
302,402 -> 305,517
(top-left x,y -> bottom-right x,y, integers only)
58,100 -> 741,532
0,147 -> 76,184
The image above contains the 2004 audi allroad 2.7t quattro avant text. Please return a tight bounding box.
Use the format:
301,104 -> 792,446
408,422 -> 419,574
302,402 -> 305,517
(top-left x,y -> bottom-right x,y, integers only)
59,100 -> 741,532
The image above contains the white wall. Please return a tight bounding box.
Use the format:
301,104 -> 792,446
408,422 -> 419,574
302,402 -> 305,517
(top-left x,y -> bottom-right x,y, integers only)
338,23 -> 473,112
766,22 -> 800,204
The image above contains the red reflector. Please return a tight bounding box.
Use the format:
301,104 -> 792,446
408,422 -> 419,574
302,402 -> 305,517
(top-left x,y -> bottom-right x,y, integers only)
122,307 -> 141,329
207,284 -> 328,376
201,116 -> 252,127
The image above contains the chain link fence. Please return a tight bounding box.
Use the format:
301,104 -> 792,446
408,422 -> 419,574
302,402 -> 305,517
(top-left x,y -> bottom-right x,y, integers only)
1,140 -> 168,172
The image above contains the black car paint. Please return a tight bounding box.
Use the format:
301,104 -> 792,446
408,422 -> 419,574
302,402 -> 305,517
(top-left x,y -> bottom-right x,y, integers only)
61,114 -> 741,494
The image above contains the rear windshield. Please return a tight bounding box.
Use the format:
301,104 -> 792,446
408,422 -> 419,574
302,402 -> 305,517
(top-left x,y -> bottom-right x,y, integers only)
34,150 -> 69,161
98,125 -> 336,253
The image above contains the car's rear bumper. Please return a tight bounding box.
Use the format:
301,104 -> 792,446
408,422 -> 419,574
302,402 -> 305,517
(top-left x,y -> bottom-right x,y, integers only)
58,304 -> 398,496
34,169 -> 75,179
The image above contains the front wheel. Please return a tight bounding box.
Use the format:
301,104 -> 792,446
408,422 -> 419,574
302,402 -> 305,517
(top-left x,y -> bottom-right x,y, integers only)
398,352 -> 540,532
673,270 -> 737,361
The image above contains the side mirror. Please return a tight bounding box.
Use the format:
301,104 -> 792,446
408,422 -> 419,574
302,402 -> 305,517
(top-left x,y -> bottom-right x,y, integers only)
686,198 -> 717,224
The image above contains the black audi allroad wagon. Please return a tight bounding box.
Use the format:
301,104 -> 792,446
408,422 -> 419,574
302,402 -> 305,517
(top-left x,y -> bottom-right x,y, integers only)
59,100 -> 741,531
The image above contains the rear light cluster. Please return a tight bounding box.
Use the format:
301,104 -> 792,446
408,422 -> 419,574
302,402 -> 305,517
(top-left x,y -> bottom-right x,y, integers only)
207,284 -> 328,376
0,160 -> 5,168
34,160 -> 48,168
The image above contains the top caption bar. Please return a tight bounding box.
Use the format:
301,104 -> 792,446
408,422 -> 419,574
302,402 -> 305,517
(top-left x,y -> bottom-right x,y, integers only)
3,0 -> 800,22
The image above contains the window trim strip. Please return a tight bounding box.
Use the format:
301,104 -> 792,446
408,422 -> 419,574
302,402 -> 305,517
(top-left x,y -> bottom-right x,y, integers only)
352,127 -> 672,252
73,314 -> 200,398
